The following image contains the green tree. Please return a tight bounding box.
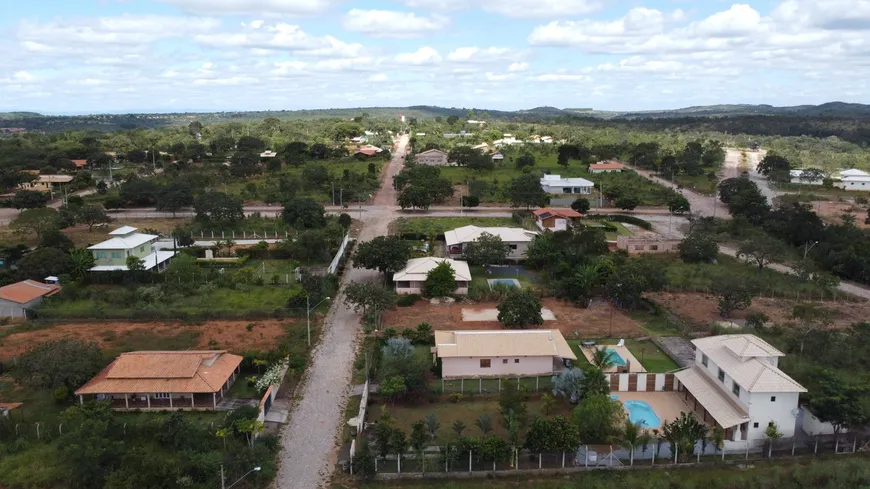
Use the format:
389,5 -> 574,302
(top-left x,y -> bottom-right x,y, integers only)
410,420 -> 429,471
282,198 -> 327,229
605,257 -> 668,309
807,370 -> 868,434
678,232 -> 719,263
571,198 -> 591,213
499,379 -> 528,429
13,339 -> 104,389
38,228 -> 74,252
155,183 -> 194,218
580,366 -> 610,399
496,289 -> 543,329
380,375 -> 407,404
397,184 -> 433,210
668,194 -> 691,214
756,154 -> 792,176
619,420 -> 643,465
451,420 -> 466,438
12,189 -> 52,210
343,281 -> 397,325
193,192 -> 244,223
460,195 -> 480,207
462,231 -> 511,268
615,195 -> 641,211
524,416 -> 581,454
590,348 -> 615,370
736,232 -> 786,270
661,412 -> 706,462
448,146 -> 477,167
573,394 -> 626,444
77,205 -> 111,231
70,248 -> 96,278
516,153 -> 536,169
354,236 -> 412,276
126,255 -> 145,272
552,367 -> 585,403
338,213 -> 352,229
17,247 -> 73,280
10,207 -> 59,238
424,261 -> 456,297
507,173 -> 549,209
764,422 -> 783,458
713,276 -> 754,317
425,413 -> 440,439
717,177 -> 756,204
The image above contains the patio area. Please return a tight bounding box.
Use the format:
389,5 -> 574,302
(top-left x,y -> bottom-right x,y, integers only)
579,344 -> 645,373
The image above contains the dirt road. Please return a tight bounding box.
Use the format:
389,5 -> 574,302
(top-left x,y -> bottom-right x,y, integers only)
274,135 -> 408,489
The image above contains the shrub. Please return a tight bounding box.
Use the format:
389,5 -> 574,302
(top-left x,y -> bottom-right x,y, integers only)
53,385 -> 69,403
396,294 -> 419,307
449,393 -> 463,403
586,214 -> 653,230
746,312 -> 769,329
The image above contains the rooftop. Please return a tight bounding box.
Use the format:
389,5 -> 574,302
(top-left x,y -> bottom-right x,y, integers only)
75,351 -> 243,395
416,148 -> 447,156
0,280 -> 61,304
444,225 -> 537,246
675,367 -> 750,428
589,162 -> 625,170
393,257 -> 471,282
540,174 -> 595,187
692,335 -> 805,393
89,226 -> 157,250
37,175 -> 74,183
533,207 -> 582,218
434,330 -> 577,359
90,250 -> 176,271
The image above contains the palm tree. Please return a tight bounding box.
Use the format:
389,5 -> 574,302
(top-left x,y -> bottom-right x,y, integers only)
475,414 -> 493,436
451,420 -> 466,438
580,367 -> 610,399
425,414 -> 440,440
70,248 -> 95,278
618,420 -> 642,466
591,347 -> 616,370
651,428 -> 663,464
504,409 -> 520,468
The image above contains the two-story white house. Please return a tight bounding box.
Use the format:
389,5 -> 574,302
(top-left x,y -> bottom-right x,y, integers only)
444,225 -> 538,262
540,174 -> 594,195
674,334 -> 806,446
88,226 -> 177,272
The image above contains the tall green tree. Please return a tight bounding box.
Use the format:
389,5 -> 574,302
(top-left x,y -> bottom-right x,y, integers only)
11,190 -> 51,209
10,207 -> 59,238
507,174 -> 549,209
423,261 -> 456,297
572,394 -> 626,444
282,197 -> 326,229
13,339 -> 104,390
496,289 -> 543,329
462,232 -> 511,268
354,236 -> 412,276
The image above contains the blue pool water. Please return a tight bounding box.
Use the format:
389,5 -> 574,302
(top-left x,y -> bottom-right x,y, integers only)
623,400 -> 662,428
604,348 -> 627,367
487,278 -> 521,288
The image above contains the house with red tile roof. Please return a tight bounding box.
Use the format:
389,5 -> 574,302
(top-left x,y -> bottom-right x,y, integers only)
75,350 -> 243,411
0,280 -> 60,318
532,208 -> 582,231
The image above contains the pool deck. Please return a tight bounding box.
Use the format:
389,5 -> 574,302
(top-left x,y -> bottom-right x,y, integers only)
580,344 -> 645,373
613,391 -> 689,427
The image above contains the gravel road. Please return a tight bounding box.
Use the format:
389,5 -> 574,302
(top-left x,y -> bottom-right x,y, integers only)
274,135 -> 408,489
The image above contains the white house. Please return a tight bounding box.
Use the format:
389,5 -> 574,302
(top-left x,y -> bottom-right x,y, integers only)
433,329 -> 577,379
444,225 -> 538,261
540,174 -> 594,195
588,161 -> 625,173
674,334 -> 806,446
259,150 -> 277,158
88,226 -> 177,272
491,151 -> 504,163
840,172 -> 870,191
393,257 -> 471,295
415,148 -> 449,166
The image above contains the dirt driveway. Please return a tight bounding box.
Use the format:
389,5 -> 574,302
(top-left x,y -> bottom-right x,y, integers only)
0,319 -> 291,358
647,292 -> 869,329
382,297 -> 645,339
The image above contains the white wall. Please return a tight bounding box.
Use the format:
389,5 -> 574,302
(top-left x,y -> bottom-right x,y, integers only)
450,241 -> 530,260
842,180 -> 870,191
746,391 -> 800,440
802,407 -> 846,435
441,356 -> 554,378
396,281 -> 468,295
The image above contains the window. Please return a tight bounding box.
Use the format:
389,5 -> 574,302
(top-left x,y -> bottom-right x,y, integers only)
111,252 -> 122,259
563,188 -> 571,193
502,359 -> 508,364
753,422 -> 759,428
634,245 -> 644,251
701,354 -> 708,367
717,368 -> 725,382
396,281 -> 410,289
768,421 -> 775,427
649,245 -> 659,251
96,252 -> 106,259
732,383 -> 741,397
154,393 -> 170,399
514,359 -> 520,363
770,396 -> 776,402
480,359 -> 491,368
139,246 -> 145,252
509,244 -> 518,250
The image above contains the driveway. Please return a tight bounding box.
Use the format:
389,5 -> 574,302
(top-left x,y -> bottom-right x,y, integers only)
274,135 -> 408,489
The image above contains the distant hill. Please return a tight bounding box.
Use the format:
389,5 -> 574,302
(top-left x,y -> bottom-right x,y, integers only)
2,102 -> 870,133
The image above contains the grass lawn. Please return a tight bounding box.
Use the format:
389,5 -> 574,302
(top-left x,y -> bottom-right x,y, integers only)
370,396 -> 573,446
663,253 -> 849,298
391,217 -> 518,237
226,377 -> 261,400
566,338 -> 679,373
667,168 -> 719,195
439,156 -> 677,205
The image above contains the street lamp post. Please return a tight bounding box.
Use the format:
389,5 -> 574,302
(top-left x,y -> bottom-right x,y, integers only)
804,240 -> 819,260
307,295 -> 331,347
221,465 -> 261,489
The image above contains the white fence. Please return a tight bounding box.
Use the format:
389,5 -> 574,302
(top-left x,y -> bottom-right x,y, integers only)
328,234 -> 353,275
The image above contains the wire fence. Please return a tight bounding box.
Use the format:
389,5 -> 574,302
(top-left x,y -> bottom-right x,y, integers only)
433,376 -> 555,395
661,284 -> 863,303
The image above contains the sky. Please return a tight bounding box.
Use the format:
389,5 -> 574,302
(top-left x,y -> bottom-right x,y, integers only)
0,0 -> 869,114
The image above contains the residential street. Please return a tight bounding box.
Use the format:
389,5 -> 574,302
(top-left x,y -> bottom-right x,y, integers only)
274,135 -> 408,489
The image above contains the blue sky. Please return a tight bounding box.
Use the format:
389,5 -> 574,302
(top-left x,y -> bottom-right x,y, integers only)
0,0 -> 868,114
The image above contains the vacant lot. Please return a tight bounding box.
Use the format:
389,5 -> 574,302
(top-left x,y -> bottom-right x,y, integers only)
647,291 -> 869,329
0,319 -> 294,359
382,298 -> 645,338
813,200 -> 870,228
391,217 -> 519,237
0,218 -> 188,247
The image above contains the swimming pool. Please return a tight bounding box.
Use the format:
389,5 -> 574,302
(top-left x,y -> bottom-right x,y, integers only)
623,400 -> 662,428
487,278 -> 521,289
604,348 -> 627,367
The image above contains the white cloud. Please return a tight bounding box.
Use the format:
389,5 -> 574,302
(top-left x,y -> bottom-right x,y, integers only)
193,75 -> 258,86
394,46 -> 441,65
159,0 -> 337,16
13,71 -> 34,81
530,73 -> 591,82
17,15 -> 220,48
368,73 -> 388,82
194,22 -> 364,57
446,46 -> 514,63
507,62 -> 529,72
343,9 -> 448,38
401,0 -> 601,18
528,7 -> 683,52
485,72 -> 514,81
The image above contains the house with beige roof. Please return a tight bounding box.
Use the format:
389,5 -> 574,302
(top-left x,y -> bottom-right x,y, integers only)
393,257 -> 472,295
415,148 -> 449,166
674,334 -> 806,445
88,226 -> 176,272
433,330 -> 577,379
75,350 -> 243,411
444,225 -> 538,261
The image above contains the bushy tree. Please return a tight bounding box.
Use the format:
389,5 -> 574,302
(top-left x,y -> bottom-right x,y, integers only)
462,232 -> 510,268
713,276 -> 754,317
507,173 -> 549,209
572,394 -> 626,444
678,233 -> 719,263
605,257 -> 668,309
10,207 -> 59,238
156,183 -> 194,217
193,192 -> 244,223
497,289 -> 543,329
282,197 -> 326,229
77,205 -> 111,231
17,247 -> 72,280
344,282 -> 397,320
571,198 -> 591,213
38,228 -> 74,252
552,367 -> 585,404
354,236 -> 412,276
668,194 -> 691,214
736,232 -> 786,270
524,415 -> 581,454
516,153 -> 536,169
615,195 -> 640,211
11,190 -> 50,209
423,261 -> 456,297
13,339 -> 104,389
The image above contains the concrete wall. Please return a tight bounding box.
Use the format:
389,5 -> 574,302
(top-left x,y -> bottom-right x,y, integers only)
541,184 -> 593,195
607,373 -> 675,392
842,180 -> 870,191
616,236 -> 681,254
441,356 -> 554,379
92,241 -> 154,267
538,216 -> 570,231
0,297 -> 42,317
449,241 -> 530,260
802,406 -> 846,435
